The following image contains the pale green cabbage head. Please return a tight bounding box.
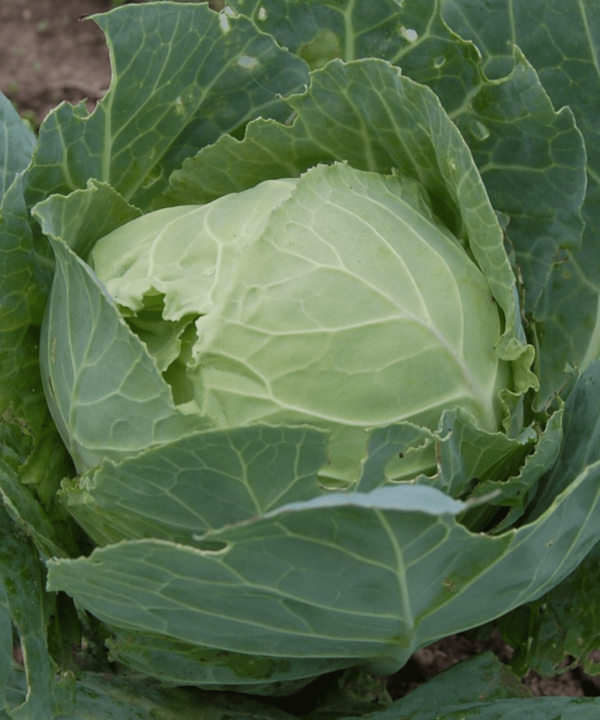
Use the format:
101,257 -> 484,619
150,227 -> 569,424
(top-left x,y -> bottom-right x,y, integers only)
89,163 -> 509,484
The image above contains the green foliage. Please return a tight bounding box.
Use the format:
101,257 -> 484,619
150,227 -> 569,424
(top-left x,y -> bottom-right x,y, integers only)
1,0 -> 600,717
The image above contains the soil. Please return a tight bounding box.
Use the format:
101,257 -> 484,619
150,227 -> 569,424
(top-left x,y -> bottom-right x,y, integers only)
0,0 -> 598,705
0,0 -> 112,125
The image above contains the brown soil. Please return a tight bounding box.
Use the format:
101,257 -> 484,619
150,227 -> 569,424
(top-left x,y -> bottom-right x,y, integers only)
0,0 -> 112,125
0,0 -> 597,704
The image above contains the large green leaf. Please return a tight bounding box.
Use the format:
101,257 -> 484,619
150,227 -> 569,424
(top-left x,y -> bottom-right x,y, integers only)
59,425 -> 328,546
359,698 -> 600,720
39,235 -> 206,472
497,361 -> 600,674
443,0 -> 600,401
23,3 -> 309,211
0,172 -> 73,513
525,360 -> 600,521
517,541 -> 600,677
47,429 -> 600,676
227,0 -> 411,66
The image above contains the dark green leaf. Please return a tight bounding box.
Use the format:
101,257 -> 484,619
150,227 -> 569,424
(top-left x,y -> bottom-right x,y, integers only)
60,425 -> 328,546
443,0 -> 599,402
48,452 -> 600,677
0,175 -> 53,435
0,506 -> 73,719
351,651 -> 600,719
24,4 -> 309,211
0,94 -> 35,202
106,630 -> 351,696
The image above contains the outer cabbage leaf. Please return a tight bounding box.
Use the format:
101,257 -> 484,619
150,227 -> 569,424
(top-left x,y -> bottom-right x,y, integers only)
48,425 -> 600,676
33,180 -> 142,261
517,541 -> 600,678
0,424 -> 79,560
227,0 -> 411,67
0,176 -> 52,435
39,235 -> 207,472
59,425 -> 328,547
23,3 -> 309,211
0,172 -> 74,513
443,0 -> 599,402
105,630 -> 353,696
497,360 -> 600,674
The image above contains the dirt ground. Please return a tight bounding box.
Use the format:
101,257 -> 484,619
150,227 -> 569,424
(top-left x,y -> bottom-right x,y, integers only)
0,0 -> 112,125
0,0 -> 598,703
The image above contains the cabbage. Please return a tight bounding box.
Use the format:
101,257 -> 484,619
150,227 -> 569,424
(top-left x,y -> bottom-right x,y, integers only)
2,0 -> 600,716
87,163 -> 509,484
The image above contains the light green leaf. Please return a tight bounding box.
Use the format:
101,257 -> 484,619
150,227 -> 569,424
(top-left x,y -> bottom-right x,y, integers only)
40,236 -> 206,472
23,3 -> 309,211
59,425 -> 328,546
33,180 -> 142,261
172,162 -> 511,484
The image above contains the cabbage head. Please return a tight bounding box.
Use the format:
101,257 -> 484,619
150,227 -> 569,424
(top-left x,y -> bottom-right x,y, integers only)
85,162 -> 509,485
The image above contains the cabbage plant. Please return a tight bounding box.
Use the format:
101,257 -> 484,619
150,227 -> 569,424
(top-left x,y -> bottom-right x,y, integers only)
1,1 -> 600,718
